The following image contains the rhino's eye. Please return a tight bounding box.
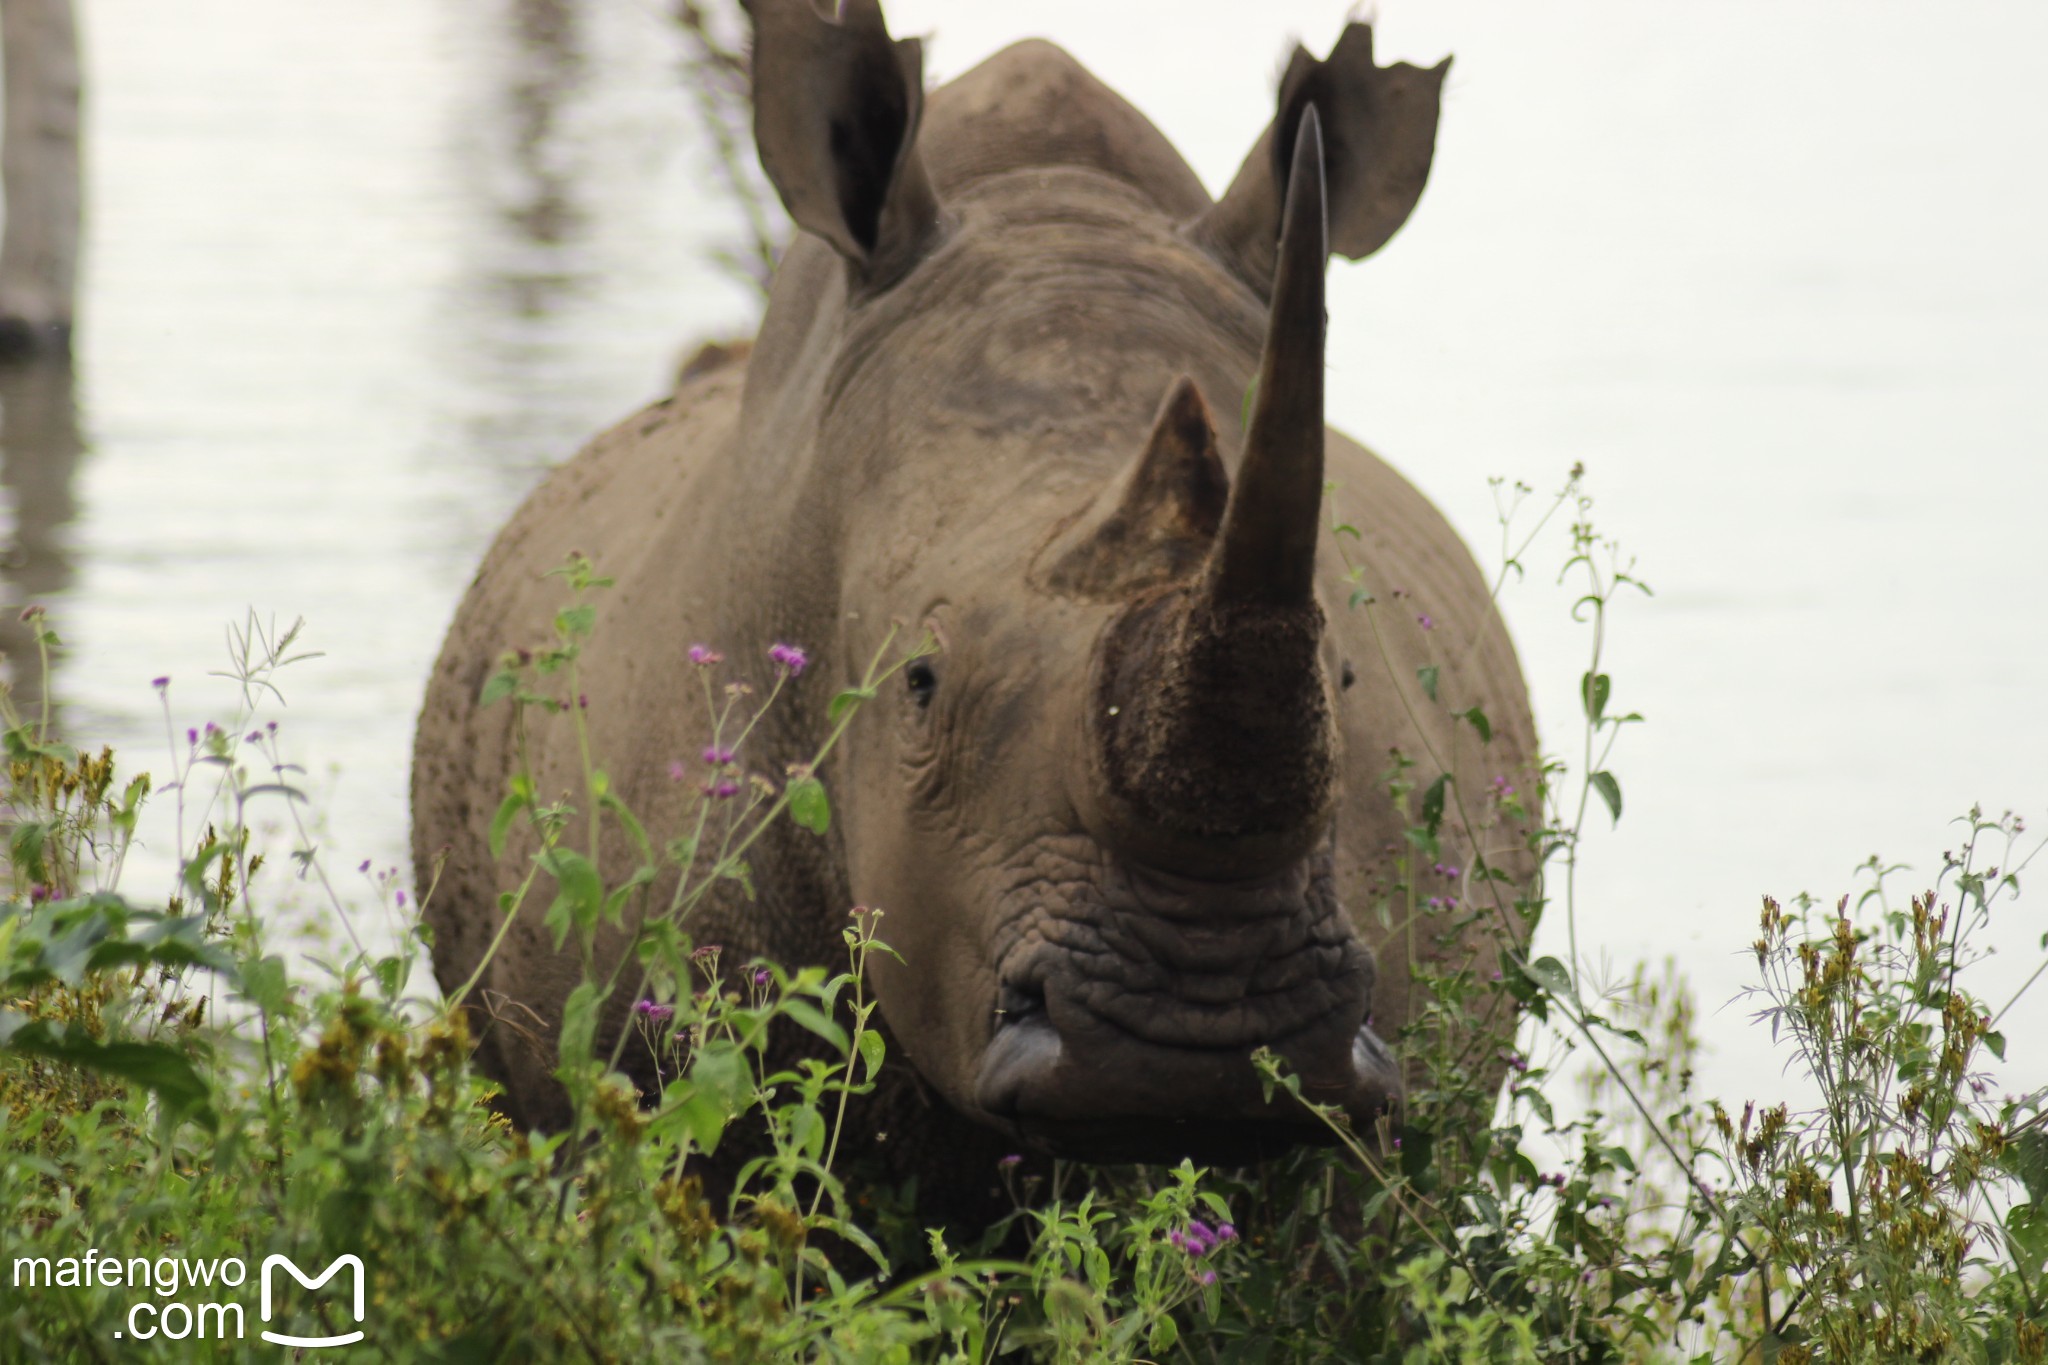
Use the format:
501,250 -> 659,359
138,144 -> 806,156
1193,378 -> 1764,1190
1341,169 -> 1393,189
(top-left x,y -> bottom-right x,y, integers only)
906,661 -> 938,709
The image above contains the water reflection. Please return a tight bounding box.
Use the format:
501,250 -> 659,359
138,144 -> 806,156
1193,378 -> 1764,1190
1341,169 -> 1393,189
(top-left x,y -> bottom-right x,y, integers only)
0,355 -> 82,724
433,0 -> 603,500
502,0 -> 585,255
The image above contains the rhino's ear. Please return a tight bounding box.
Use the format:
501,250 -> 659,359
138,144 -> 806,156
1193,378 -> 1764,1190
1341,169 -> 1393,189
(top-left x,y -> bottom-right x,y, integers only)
1188,25 -> 1447,295
1031,377 -> 1230,602
744,0 -> 945,287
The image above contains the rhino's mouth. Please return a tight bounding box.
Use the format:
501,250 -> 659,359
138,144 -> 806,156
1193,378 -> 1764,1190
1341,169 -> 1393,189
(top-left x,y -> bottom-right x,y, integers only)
970,851 -> 1400,1163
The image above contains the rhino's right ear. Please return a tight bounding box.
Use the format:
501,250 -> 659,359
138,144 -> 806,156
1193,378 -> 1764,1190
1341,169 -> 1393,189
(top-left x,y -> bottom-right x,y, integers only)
744,0 -> 945,287
1188,25 -> 1448,296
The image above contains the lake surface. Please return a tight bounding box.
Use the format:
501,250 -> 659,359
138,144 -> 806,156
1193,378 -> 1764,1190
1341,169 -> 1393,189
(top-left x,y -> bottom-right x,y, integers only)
7,0 -> 2043,1113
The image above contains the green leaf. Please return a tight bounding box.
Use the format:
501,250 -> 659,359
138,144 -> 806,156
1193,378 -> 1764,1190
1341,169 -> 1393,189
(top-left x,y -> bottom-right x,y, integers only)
2,1019 -> 214,1128
857,1029 -> 886,1083
1461,706 -> 1492,743
1398,1126 -> 1435,1181
478,669 -> 519,709
787,776 -> 831,835
1985,1030 -> 2007,1061
781,1000 -> 849,1055
1525,955 -> 1577,1003
1581,671 -> 1611,723
539,847 -> 603,948
239,954 -> 291,1016
693,1040 -> 753,1111
1999,1130 -> 2048,1205
2008,1203 -> 2048,1272
601,866 -> 657,925
720,859 -> 756,900
1420,774 -> 1448,837
678,1090 -> 729,1153
10,820 -> 51,884
1149,1315 -> 1179,1354
554,604 -> 597,640
1417,664 -> 1440,702
600,792 -> 652,863
829,687 -> 876,726
558,981 -> 602,1069
1589,770 -> 1623,825
488,790 -> 528,861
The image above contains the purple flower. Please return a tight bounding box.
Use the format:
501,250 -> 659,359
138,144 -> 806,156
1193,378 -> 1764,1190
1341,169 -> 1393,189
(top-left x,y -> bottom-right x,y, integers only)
667,760 -> 687,781
1196,1269 -> 1217,1287
689,944 -> 721,962
185,727 -> 198,745
702,745 -> 735,765
1433,863 -> 1461,879
205,721 -> 220,735
997,1153 -> 1023,1169
577,693 -> 589,710
1416,614 -> 1436,631
1217,1223 -> 1238,1243
246,731 -> 263,743
28,883 -> 53,904
752,966 -> 772,988
1490,775 -> 1516,797
768,642 -> 808,675
710,779 -> 741,800
151,675 -> 170,690
634,999 -> 675,1023
395,891 -> 407,908
688,645 -> 724,667
359,859 -> 372,873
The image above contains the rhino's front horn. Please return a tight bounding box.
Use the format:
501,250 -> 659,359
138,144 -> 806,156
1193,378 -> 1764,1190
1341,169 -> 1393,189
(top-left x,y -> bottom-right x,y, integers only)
1083,108 -> 1338,882
1208,103 -> 1330,611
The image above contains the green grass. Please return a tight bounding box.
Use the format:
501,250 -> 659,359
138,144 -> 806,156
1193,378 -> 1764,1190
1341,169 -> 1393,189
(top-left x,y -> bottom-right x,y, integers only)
4,481 -> 2045,1362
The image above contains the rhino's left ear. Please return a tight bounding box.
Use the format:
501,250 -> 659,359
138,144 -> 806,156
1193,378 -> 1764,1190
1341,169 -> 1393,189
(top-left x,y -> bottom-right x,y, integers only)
744,0 -> 945,288
1188,25 -> 1448,296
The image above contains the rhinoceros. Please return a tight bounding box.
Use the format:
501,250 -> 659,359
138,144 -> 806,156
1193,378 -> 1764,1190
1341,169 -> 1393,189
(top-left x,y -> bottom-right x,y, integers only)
412,0 -> 1536,1202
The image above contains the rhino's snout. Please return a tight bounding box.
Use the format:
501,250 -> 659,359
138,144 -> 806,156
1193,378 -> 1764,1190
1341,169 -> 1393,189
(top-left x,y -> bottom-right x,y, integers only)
972,857 -> 1400,1162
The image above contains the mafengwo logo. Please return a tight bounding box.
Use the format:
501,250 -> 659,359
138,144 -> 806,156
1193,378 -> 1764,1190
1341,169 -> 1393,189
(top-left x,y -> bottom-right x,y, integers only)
9,1248 -> 367,1347
259,1254 -> 366,1347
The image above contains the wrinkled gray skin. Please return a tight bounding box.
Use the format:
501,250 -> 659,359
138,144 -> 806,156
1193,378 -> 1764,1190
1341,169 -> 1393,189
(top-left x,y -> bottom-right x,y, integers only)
414,0 -> 1537,1212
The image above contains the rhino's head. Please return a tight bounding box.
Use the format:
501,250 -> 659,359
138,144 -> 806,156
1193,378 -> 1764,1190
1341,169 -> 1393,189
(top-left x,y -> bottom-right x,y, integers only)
742,0 -> 1449,1161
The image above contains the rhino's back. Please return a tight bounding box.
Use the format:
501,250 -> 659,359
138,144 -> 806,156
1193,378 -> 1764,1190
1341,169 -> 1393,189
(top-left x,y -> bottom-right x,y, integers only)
1318,427 -> 1538,1037
412,353 -> 751,1102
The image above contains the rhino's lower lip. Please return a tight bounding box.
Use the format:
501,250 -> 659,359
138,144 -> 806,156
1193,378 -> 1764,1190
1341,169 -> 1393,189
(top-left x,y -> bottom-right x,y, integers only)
972,1006 -> 1400,1162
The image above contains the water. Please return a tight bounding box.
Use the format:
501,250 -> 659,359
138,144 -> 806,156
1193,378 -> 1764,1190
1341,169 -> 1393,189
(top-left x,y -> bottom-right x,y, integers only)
6,0 -> 2043,1114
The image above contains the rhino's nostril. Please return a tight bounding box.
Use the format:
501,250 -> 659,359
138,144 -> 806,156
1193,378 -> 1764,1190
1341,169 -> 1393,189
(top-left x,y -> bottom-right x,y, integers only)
995,979 -> 1044,1025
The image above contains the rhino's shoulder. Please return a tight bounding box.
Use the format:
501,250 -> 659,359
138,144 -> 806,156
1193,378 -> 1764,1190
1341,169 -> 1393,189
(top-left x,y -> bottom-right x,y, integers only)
920,40 -> 1211,218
